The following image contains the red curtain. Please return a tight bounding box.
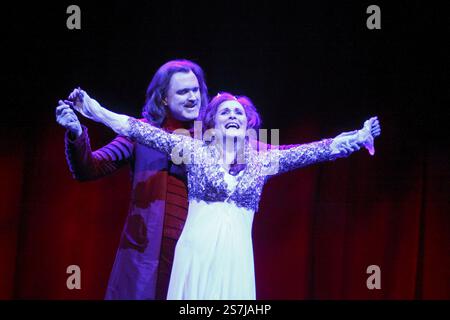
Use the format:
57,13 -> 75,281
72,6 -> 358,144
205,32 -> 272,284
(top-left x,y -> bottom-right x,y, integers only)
1,119 -> 448,299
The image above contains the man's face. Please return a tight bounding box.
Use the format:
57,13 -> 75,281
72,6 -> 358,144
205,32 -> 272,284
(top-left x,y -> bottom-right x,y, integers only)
165,71 -> 201,121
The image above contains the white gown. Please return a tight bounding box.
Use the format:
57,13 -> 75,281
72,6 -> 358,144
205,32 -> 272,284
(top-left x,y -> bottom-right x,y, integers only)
167,168 -> 256,299
126,118 -> 337,300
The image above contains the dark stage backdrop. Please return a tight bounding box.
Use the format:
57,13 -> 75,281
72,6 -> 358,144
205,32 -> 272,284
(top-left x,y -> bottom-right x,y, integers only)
1,1 -> 448,299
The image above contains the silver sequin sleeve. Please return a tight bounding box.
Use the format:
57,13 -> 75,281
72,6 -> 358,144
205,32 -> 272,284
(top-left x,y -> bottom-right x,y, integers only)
127,117 -> 195,158
264,138 -> 337,175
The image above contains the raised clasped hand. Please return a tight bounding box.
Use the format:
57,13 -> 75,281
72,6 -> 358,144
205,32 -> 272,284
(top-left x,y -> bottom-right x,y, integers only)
65,87 -> 103,123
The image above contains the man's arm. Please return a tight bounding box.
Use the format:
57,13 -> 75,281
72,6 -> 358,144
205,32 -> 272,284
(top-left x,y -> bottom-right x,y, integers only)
56,99 -> 133,181
65,125 -> 133,181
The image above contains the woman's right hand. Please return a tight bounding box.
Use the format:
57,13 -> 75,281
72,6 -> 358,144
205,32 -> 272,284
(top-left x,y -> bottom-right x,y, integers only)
67,87 -> 105,123
67,87 -> 130,136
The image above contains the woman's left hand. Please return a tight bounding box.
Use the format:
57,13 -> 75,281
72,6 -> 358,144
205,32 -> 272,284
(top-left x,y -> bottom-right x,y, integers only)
331,116 -> 381,157
331,130 -> 362,157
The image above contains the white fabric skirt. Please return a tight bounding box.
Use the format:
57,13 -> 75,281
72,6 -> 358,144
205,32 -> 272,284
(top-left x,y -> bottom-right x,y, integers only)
167,199 -> 256,300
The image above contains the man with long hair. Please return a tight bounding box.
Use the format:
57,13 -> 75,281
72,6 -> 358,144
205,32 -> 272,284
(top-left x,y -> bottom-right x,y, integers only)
55,59 -> 208,299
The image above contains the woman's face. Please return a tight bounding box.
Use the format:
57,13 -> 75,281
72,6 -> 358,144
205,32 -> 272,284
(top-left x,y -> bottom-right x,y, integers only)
214,100 -> 248,139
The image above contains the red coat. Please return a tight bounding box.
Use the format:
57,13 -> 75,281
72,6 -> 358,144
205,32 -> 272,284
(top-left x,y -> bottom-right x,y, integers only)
64,120 -> 188,300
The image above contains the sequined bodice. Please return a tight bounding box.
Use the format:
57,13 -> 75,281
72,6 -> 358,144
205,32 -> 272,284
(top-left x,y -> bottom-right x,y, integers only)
128,118 -> 336,211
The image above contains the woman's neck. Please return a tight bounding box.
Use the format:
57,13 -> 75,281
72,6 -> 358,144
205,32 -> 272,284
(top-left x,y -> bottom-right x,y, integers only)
216,136 -> 246,169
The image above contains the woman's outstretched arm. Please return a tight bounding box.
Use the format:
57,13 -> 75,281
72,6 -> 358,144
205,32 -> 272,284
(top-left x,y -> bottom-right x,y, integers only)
68,88 -> 193,157
264,117 -> 381,175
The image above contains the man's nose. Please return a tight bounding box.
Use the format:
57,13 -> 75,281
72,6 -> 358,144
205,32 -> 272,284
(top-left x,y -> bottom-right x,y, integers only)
188,91 -> 197,100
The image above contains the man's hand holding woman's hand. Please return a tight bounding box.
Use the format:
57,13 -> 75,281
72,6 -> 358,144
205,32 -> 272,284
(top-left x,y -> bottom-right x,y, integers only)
64,87 -> 130,136
67,87 -> 105,124
55,99 -> 82,138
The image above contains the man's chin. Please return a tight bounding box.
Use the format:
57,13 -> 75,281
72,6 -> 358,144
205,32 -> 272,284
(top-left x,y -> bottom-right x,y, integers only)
181,115 -> 198,122
181,110 -> 199,121
178,112 -> 198,122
